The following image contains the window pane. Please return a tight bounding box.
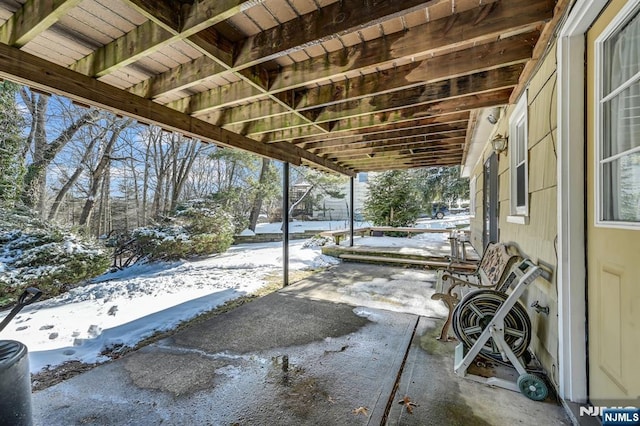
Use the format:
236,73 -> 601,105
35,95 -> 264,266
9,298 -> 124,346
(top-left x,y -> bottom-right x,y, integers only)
603,81 -> 640,158
604,10 -> 640,95
602,151 -> 640,222
516,164 -> 526,207
516,121 -> 526,163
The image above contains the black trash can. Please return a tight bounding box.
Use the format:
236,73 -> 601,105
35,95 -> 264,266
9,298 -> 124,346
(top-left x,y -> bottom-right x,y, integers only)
0,340 -> 32,426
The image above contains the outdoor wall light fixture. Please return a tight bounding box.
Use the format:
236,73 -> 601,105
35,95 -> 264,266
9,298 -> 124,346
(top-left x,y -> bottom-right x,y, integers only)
491,134 -> 508,155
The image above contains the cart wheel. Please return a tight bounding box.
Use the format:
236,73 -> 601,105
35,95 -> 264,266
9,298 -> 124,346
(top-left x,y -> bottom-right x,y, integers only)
517,373 -> 548,401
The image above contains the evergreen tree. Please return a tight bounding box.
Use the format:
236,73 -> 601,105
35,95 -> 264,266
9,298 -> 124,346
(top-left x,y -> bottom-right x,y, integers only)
363,170 -> 421,227
412,166 -> 469,206
0,81 -> 26,206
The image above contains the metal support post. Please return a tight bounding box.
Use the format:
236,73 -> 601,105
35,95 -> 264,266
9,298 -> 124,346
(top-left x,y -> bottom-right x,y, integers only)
349,176 -> 355,247
282,162 -> 290,286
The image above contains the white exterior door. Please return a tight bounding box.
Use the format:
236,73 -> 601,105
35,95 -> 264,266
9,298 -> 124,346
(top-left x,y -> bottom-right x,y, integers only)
586,0 -> 640,406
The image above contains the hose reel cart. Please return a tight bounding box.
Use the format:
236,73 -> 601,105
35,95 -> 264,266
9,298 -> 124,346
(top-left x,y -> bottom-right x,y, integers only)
452,259 -> 549,401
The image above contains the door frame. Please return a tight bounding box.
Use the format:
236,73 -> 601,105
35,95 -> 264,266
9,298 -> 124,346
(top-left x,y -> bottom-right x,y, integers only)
556,0 -> 610,403
483,153 -> 499,249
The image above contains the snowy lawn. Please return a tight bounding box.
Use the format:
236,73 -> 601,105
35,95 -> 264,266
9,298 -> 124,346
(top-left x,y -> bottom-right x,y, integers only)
0,240 -> 339,374
0,215 -> 469,375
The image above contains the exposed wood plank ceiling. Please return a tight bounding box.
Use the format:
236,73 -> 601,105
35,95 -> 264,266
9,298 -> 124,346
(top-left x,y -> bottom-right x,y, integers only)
0,0 -> 569,175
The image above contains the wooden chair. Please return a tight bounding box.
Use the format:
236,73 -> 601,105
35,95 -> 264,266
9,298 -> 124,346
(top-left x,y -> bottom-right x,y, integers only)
431,242 -> 521,341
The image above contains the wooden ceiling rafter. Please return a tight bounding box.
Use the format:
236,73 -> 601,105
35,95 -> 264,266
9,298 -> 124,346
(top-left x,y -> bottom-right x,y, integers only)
327,143 -> 466,161
292,112 -> 472,145
112,0 -> 331,136
304,123 -> 469,151
0,0 -> 569,173
156,0 -> 551,115
312,132 -> 467,156
199,58 -> 526,131
240,87 -> 514,138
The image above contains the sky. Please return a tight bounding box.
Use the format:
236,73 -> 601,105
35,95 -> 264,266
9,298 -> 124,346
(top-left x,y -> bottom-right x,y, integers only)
0,215 -> 469,375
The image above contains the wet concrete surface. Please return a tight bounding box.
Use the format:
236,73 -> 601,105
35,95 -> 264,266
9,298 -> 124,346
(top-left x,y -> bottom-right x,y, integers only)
31,262 -> 570,425
386,317 -> 570,426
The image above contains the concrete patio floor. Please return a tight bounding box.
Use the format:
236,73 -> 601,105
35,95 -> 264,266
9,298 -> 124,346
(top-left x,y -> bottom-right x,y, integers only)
32,263 -> 571,425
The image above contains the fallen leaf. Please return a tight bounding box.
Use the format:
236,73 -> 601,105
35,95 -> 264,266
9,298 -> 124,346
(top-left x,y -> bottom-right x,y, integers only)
352,406 -> 369,416
397,396 -> 418,414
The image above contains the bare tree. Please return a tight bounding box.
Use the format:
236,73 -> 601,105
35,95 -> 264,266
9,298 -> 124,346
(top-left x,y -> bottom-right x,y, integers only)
78,119 -> 132,230
149,127 -> 168,218
48,127 -> 109,220
169,133 -> 203,211
248,158 -> 275,231
18,90 -> 101,215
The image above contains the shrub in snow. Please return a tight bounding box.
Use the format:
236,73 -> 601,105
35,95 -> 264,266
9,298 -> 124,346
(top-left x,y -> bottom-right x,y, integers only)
130,226 -> 191,261
302,235 -> 333,248
0,207 -> 110,306
177,203 -> 234,255
123,201 -> 235,262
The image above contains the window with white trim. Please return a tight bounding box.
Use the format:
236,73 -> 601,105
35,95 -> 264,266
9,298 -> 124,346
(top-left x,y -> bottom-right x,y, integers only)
596,6 -> 640,226
509,93 -> 529,220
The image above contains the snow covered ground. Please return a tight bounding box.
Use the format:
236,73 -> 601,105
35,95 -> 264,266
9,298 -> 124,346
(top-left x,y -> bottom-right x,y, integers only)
0,215 -> 469,374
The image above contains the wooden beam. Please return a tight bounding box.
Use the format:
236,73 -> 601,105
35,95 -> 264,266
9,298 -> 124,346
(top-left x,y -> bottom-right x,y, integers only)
214,100 -> 291,126
509,0 -> 573,103
313,133 -> 467,156
244,88 -> 512,137
124,0 -> 180,31
117,5 -> 324,135
327,141 -> 466,160
186,29 -> 235,68
295,56 -> 527,113
71,21 -> 176,77
71,0 -> 242,77
0,42 -> 339,171
186,34 -> 531,137
128,56 -> 227,99
305,62 -> 525,123
0,0 -> 83,47
213,62 -> 523,130
167,81 -> 264,115
233,0 -> 484,69
268,0 -> 553,91
323,89 -> 513,135
180,1 -> 258,34
224,113 -> 327,136
341,150 -> 464,165
291,112 -> 470,146
461,109 -> 479,167
276,142 -> 356,177
339,153 -> 464,167
127,0 -> 549,104
263,110 -> 471,143
303,122 -> 469,150
340,153 -> 464,169
353,159 -> 461,171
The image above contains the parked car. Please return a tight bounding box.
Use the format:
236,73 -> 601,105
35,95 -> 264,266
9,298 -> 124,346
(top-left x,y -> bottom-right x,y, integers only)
431,203 -> 449,219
